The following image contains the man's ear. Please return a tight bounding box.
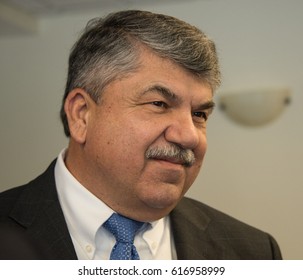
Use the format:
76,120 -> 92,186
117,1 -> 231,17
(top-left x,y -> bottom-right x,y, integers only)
64,88 -> 94,144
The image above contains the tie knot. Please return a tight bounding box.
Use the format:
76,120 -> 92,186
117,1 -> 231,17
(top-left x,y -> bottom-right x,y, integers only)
103,213 -> 144,243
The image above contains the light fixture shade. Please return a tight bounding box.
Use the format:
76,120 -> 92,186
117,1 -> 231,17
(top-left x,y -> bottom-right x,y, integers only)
218,88 -> 291,126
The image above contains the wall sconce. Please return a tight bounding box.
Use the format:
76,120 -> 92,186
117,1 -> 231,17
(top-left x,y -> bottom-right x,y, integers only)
218,88 -> 291,126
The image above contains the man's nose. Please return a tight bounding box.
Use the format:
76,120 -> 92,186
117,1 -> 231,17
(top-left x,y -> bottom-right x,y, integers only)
164,113 -> 200,150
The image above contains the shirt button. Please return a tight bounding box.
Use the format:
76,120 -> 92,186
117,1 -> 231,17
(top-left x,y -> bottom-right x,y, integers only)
86,245 -> 92,253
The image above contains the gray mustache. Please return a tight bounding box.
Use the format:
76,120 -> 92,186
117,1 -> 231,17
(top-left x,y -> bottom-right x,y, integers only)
145,144 -> 195,167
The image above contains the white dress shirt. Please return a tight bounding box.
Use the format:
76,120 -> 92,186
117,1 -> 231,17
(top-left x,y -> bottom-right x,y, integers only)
54,149 -> 177,259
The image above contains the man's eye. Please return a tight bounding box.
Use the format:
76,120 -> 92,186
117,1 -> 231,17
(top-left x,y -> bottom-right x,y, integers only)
152,101 -> 167,108
193,111 -> 207,121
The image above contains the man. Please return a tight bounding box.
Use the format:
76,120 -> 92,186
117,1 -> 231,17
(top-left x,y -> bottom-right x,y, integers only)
0,10 -> 281,260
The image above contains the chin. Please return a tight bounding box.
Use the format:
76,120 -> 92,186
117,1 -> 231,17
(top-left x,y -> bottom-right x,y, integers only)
139,184 -> 184,211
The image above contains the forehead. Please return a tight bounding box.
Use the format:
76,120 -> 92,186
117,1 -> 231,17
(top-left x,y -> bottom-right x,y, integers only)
100,46 -> 213,104
134,48 -> 213,98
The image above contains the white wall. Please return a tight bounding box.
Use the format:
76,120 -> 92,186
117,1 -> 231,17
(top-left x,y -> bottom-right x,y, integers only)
0,0 -> 302,259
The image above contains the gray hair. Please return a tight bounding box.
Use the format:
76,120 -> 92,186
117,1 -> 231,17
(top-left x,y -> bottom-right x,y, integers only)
60,10 -> 221,136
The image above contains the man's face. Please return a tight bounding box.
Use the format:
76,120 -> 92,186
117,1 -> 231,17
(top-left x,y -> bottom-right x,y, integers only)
79,48 -> 213,221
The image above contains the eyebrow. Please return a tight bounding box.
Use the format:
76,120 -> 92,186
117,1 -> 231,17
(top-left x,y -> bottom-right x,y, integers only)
196,100 -> 216,111
141,85 -> 215,111
142,85 -> 180,103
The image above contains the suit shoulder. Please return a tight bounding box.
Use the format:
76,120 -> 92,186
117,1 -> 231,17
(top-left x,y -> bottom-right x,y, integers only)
178,198 -> 282,259
173,197 -> 282,259
0,185 -> 28,216
0,160 -> 57,217
177,197 -> 264,233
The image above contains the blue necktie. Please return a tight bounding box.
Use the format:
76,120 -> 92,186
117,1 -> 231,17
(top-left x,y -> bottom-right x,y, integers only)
103,213 -> 144,260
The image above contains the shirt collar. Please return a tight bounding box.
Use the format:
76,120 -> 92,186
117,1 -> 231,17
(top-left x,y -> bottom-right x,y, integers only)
55,149 -> 114,256
142,218 -> 167,256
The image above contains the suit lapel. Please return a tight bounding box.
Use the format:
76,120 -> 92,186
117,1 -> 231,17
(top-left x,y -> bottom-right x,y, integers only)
170,198 -> 225,260
8,160 -> 77,259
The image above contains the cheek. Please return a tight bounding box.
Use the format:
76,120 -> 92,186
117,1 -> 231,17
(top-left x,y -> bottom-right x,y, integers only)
88,120 -> 146,169
194,134 -> 208,162
184,139 -> 207,187
115,119 -> 162,154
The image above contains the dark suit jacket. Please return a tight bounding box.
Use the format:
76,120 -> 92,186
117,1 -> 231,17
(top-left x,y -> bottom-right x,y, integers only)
0,160 -> 282,260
